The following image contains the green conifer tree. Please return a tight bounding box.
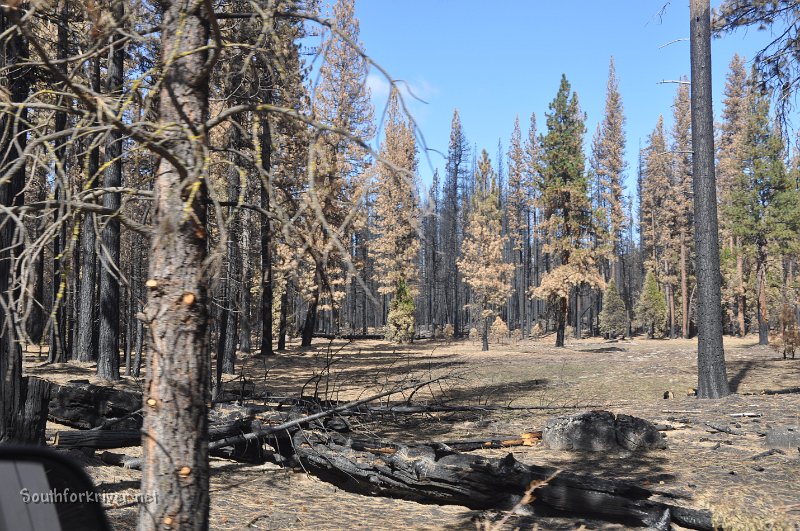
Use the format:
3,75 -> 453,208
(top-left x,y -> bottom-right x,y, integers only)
727,70 -> 800,345
533,75 -> 603,347
636,270 -> 667,338
386,279 -> 415,343
717,55 -> 750,336
599,280 -> 628,338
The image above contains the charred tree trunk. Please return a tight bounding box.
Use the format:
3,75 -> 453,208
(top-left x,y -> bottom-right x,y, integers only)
301,265 -> 322,348
481,311 -> 489,352
555,295 -> 566,347
75,98 -> 99,361
680,229 -> 690,339
690,0 -> 729,398
0,4 -> 33,443
26,165 -> 46,347
219,124 -> 240,374
259,118 -> 274,356
97,0 -> 125,381
736,238 -> 746,337
48,0 -> 70,364
27,217 -> 45,346
756,240 -> 769,345
238,209 -> 252,353
361,224 -> 369,336
277,283 -> 289,351
667,284 -> 676,339
139,1 -> 211,528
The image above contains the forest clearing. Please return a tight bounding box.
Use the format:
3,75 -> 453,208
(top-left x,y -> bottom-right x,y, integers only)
2,0 -> 800,529
31,335 -> 800,530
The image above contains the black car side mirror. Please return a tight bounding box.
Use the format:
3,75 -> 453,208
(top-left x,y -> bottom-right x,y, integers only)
0,446 -> 111,531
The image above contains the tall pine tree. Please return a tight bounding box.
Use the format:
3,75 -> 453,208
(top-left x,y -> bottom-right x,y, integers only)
458,151 -> 513,351
372,91 -> 420,340
533,75 -> 603,347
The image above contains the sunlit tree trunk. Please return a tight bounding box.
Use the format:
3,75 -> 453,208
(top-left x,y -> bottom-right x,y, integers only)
139,0 -> 211,528
691,0 -> 729,398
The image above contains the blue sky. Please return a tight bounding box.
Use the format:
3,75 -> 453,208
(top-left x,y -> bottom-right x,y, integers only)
350,1 -> 782,201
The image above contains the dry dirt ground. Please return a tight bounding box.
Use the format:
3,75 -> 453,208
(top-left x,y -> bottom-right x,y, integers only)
25,334 -> 800,530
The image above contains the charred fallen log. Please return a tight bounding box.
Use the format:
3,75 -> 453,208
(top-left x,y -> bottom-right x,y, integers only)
48,382 -> 142,429
54,418 -> 265,449
54,430 -> 141,449
292,431 -> 713,530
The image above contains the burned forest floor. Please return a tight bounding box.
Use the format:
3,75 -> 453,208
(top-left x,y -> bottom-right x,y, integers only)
25,334 -> 800,530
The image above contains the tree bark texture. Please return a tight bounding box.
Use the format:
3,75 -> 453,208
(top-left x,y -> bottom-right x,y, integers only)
690,0 -> 730,398
139,1 -> 211,529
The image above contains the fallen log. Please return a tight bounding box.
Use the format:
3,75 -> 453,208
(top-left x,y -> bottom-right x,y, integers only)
49,382 -> 142,429
750,448 -> 784,460
346,433 -> 542,455
438,432 -> 541,452
704,422 -> 744,436
54,418 -> 262,449
54,430 -> 141,449
292,431 -> 713,530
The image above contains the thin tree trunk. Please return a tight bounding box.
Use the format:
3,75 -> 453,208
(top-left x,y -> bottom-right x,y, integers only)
75,109 -> 98,361
28,210 -> 45,346
278,283 -> 289,351
680,229 -> 690,338
575,285 -> 582,339
97,1 -> 125,380
301,263 -> 323,347
361,236 -> 368,336
238,210 -> 252,353
736,237 -> 746,337
139,1 -> 211,528
125,272 -> 133,376
667,284 -> 675,339
48,0 -> 70,364
690,0 -> 729,398
219,124 -> 241,374
756,242 -> 769,345
259,118 -> 274,356
481,313 -> 489,351
27,165 -> 46,347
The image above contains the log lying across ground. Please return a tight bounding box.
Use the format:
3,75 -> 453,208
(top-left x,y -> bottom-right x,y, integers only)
292,431 -> 713,530
48,382 -> 143,429
54,430 -> 141,449
54,418 -> 264,449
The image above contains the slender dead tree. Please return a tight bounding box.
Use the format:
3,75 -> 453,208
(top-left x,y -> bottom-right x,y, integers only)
260,117 -> 274,356
96,0 -> 125,380
690,0 -> 730,398
75,57 -> 101,363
